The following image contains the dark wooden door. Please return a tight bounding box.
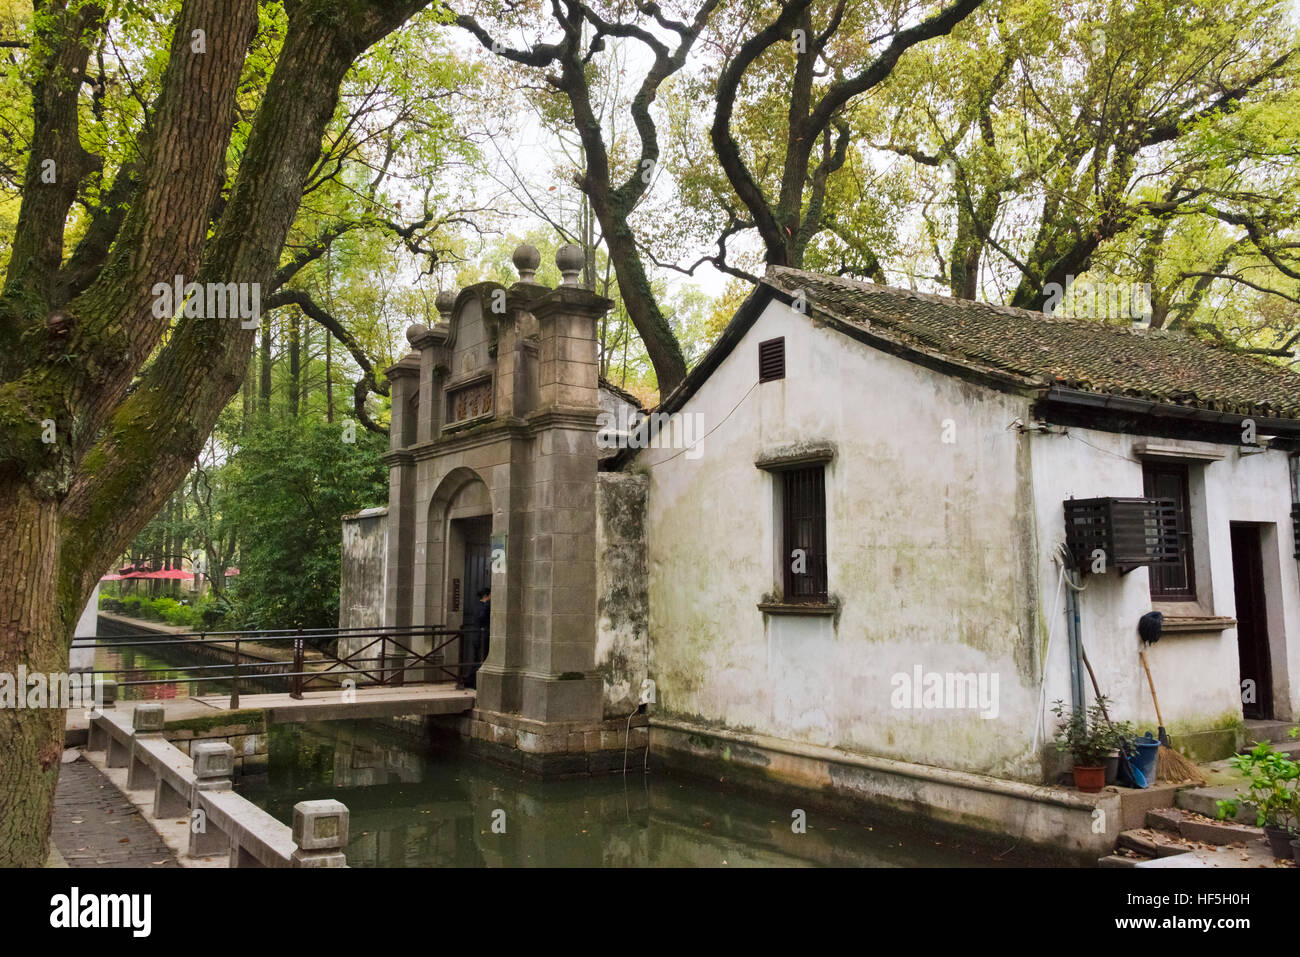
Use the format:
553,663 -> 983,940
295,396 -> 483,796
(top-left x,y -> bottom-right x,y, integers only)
1230,524 -> 1273,720
462,517 -> 492,611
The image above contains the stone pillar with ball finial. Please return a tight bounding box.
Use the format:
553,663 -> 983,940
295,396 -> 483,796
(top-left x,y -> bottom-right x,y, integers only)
475,243 -> 612,725
379,329 -> 424,631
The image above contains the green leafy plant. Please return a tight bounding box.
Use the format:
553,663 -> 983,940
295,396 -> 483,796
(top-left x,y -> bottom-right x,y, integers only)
1216,741 -> 1300,833
1052,699 -> 1120,766
1099,715 -> 1137,755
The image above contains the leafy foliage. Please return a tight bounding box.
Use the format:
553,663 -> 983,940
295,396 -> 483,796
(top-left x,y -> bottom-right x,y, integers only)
223,417 -> 387,629
1216,739 -> 1300,832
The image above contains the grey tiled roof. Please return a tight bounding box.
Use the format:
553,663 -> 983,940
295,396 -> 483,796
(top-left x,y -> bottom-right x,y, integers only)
763,266 -> 1300,419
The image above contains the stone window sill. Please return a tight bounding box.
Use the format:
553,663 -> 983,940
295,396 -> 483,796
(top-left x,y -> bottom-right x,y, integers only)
1157,615 -> 1236,634
757,600 -> 838,617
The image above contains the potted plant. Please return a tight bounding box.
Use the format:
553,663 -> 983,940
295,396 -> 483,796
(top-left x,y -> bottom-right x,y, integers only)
1052,700 -> 1113,793
1216,738 -> 1299,859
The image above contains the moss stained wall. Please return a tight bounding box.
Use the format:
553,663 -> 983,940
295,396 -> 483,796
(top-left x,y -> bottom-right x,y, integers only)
339,508 -> 388,640
595,472 -> 649,717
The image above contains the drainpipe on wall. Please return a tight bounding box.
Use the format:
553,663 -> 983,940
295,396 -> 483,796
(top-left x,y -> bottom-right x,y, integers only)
1064,572 -> 1086,714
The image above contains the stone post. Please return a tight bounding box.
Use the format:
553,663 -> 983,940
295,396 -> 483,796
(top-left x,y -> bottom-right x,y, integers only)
189,742 -> 234,858
85,679 -> 117,752
126,702 -> 165,789
291,799 -> 349,867
491,245 -> 609,724
382,354 -> 422,636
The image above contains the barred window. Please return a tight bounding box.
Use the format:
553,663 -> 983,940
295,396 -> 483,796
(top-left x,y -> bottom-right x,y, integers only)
782,466 -> 827,602
1143,463 -> 1195,600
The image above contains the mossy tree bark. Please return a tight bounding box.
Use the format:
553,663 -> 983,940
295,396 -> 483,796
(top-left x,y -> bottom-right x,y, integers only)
0,0 -> 429,867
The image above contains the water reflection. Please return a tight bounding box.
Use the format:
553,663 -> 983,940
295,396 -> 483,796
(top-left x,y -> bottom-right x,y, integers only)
90,640 -> 283,700
238,721 -> 1045,868
92,643 -> 199,700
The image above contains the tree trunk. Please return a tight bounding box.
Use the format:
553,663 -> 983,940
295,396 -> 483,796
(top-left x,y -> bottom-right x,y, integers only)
0,0 -> 430,867
289,310 -> 301,416
242,347 -> 253,422
325,331 -> 334,423
0,481 -> 70,867
259,321 -> 272,414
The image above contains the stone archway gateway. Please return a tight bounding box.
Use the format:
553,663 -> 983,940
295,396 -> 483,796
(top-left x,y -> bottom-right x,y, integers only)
422,467 -> 493,682
379,244 -> 619,750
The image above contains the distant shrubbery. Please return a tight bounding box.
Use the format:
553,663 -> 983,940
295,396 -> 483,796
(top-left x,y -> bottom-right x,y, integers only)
224,418 -> 387,629
99,592 -> 229,630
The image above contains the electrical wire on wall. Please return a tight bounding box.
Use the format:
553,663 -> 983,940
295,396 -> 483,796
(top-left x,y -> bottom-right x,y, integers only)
640,380 -> 759,470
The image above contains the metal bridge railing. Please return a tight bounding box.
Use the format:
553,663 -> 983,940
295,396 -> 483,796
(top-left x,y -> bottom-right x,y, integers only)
73,624 -> 476,707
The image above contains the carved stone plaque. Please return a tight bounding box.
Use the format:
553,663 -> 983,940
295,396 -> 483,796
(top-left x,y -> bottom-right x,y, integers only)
447,378 -> 493,424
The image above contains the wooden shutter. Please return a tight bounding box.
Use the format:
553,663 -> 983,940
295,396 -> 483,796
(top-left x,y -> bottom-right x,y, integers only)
759,337 -> 785,382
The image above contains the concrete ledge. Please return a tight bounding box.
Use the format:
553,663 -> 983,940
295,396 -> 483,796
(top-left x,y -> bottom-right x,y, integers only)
197,789 -> 297,868
651,717 -> 1120,863
86,710 -> 346,868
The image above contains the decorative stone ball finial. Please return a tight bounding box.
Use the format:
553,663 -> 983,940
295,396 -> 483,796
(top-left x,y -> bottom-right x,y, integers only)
434,289 -> 456,321
555,243 -> 585,287
512,243 -> 541,283
405,323 -> 429,348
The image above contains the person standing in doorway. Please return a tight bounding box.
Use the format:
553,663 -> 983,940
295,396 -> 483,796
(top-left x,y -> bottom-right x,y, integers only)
464,586 -> 490,690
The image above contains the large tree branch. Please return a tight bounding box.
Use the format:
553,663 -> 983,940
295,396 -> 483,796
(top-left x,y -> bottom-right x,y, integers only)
2,1 -> 106,322
805,0 -> 985,141
61,0 -> 261,447
710,0 -> 813,262
1139,51 -> 1294,148
51,159 -> 141,306
265,287 -> 389,402
60,0 -> 430,596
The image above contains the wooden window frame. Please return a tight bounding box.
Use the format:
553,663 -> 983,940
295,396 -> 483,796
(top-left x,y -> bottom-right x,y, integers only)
781,465 -> 827,603
1142,462 -> 1196,601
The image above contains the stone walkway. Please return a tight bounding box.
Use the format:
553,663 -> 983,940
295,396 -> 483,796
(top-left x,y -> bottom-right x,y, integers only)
50,754 -> 180,868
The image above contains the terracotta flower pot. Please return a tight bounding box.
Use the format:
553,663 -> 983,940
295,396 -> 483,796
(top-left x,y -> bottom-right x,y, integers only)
1263,825 -> 1294,859
1072,765 -> 1106,793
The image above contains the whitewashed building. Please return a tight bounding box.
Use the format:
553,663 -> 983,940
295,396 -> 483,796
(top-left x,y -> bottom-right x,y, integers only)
633,267 -> 1300,790
345,250 -> 1300,856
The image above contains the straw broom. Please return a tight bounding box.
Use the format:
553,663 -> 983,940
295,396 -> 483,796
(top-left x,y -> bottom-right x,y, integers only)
1139,650 -> 1207,785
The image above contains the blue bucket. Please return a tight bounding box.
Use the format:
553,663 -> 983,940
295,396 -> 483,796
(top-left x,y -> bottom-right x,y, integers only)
1132,732 -> 1160,782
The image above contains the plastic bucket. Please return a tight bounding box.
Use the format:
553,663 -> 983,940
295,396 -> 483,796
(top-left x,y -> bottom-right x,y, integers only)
1132,733 -> 1160,781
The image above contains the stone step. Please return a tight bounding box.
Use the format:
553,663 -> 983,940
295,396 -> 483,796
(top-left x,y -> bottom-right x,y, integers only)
1143,806 -> 1264,845
1240,720 -> 1298,747
1247,739 -> 1300,760
1144,807 -> 1184,833
1117,828 -> 1191,858
1131,852 -> 1211,868
1177,816 -> 1261,846
1175,784 -> 1255,824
